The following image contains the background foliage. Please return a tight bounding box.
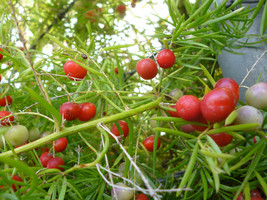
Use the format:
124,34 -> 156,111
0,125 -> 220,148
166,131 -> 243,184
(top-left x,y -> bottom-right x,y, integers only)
0,0 -> 266,199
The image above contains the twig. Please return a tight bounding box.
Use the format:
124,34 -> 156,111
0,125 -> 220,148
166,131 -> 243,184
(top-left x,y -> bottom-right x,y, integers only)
9,0 -> 60,129
240,50 -> 267,86
98,123 -> 161,200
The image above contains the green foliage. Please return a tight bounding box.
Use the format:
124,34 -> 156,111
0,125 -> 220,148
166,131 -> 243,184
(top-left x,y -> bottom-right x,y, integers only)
0,0 -> 266,199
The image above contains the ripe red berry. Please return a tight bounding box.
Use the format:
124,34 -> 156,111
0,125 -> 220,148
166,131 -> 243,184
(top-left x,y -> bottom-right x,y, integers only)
136,193 -> 149,200
114,67 -> 119,74
136,58 -> 158,80
0,48 -> 4,60
214,78 -> 239,102
54,137 -> 68,152
201,88 -> 236,123
0,111 -> 14,126
11,175 -> 23,192
47,157 -> 65,171
78,103 -> 96,121
142,135 -> 161,152
156,49 -> 176,69
209,132 -> 233,147
60,102 -> 80,121
0,75 -> 1,82
117,4 -> 126,13
0,95 -> 12,106
111,121 -> 129,139
176,95 -> 201,121
40,152 -> 53,167
64,60 -> 87,81
167,105 -> 180,118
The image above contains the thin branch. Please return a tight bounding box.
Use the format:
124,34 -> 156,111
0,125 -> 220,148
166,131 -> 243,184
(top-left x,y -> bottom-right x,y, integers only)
240,50 -> 267,86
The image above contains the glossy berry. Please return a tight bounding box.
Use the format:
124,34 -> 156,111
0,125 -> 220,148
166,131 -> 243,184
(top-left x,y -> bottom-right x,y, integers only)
11,175 -> 23,192
0,48 -> 4,60
250,189 -> 262,197
4,125 -> 29,146
167,105 -> 180,118
0,95 -> 12,106
214,78 -> 239,102
54,137 -> 68,152
0,111 -> 14,126
40,152 -> 53,167
201,88 -> 236,123
0,75 -> 1,82
176,95 -> 201,121
47,157 -> 65,171
60,102 -> 80,121
136,193 -> 149,200
136,58 -> 158,80
117,5 -> 126,13
209,132 -> 233,147
64,60 -> 87,81
114,67 -> 119,74
111,121 -> 129,139
142,135 -> 161,152
156,49 -> 176,69
245,82 -> 267,109
78,103 -> 96,121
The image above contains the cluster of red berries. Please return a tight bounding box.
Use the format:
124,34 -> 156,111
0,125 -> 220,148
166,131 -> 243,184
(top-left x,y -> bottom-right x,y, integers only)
169,78 -> 240,147
136,49 -> 176,80
60,102 -> 96,121
0,174 -> 23,192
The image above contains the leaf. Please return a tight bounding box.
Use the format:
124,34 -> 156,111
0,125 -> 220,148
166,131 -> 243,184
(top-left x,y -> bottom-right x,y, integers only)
200,64 -> 216,87
58,177 -> 67,200
176,143 -> 199,196
225,110 -> 238,126
260,0 -> 267,35
254,170 -> 267,196
25,86 -> 62,124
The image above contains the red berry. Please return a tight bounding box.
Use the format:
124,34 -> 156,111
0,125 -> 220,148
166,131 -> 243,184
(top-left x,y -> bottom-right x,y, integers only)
40,152 -> 53,167
136,193 -> 149,200
156,49 -> 176,69
47,157 -> 65,171
0,111 -> 14,126
0,48 -> 4,60
214,78 -> 239,102
176,95 -> 201,121
209,132 -> 233,147
54,137 -> 68,152
167,105 -> 180,118
60,102 -> 80,121
114,67 -> 119,74
136,58 -> 158,80
250,189 -> 262,197
117,4 -> 126,13
111,121 -> 129,139
180,124 -> 195,133
78,103 -> 96,121
251,197 -> 264,200
11,175 -> 22,192
0,95 -> 12,106
64,60 -> 87,81
0,75 -> 1,82
142,135 -> 161,152
201,88 -> 236,123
